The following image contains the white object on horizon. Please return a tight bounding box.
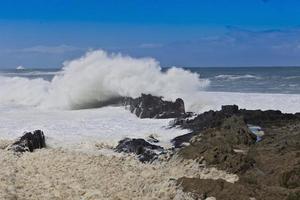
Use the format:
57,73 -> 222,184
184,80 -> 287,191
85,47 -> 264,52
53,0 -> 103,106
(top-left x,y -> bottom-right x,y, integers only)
16,65 -> 25,70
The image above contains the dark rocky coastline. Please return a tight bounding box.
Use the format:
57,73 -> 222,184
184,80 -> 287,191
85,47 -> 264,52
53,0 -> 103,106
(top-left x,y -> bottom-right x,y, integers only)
7,94 -> 299,199
115,138 -> 164,162
8,130 -> 46,153
174,105 -> 300,200
118,94 -> 300,200
123,93 -> 188,119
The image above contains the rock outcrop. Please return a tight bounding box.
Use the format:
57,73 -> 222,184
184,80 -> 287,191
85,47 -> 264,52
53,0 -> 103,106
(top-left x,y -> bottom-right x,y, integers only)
123,94 -> 186,119
115,138 -> 163,162
174,105 -> 300,200
172,105 -> 299,147
178,116 -> 256,174
8,130 -> 46,153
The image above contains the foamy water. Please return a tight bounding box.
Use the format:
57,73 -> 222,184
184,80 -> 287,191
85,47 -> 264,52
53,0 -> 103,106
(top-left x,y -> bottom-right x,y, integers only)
0,50 -> 300,152
0,50 -> 299,199
0,50 -> 208,110
0,105 -> 189,151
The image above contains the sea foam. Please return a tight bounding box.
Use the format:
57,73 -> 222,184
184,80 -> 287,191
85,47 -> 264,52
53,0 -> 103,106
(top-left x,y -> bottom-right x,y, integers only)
0,50 -> 209,110
0,50 -> 300,114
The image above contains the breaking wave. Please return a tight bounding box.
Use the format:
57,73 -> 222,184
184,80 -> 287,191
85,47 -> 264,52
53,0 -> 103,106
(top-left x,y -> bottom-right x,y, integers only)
215,74 -> 260,80
0,50 -> 209,110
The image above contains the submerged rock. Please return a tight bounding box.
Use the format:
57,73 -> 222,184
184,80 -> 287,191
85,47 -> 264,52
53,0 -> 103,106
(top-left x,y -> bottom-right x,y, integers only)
123,93 -> 186,119
115,138 -> 164,162
8,130 -> 46,153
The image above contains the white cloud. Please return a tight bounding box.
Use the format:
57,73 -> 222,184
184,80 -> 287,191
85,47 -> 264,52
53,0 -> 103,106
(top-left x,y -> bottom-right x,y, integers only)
20,45 -> 83,54
139,43 -> 163,49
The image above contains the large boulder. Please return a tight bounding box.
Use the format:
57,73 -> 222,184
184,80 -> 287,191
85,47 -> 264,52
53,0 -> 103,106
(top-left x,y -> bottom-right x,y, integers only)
115,138 -> 164,162
123,94 -> 186,119
8,130 -> 46,152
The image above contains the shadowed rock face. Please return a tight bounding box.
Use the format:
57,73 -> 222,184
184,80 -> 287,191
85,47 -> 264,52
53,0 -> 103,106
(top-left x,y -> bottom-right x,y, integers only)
174,105 -> 300,200
172,105 -> 299,147
177,177 -> 293,200
8,130 -> 46,152
123,94 -> 186,119
115,138 -> 163,162
178,116 -> 256,174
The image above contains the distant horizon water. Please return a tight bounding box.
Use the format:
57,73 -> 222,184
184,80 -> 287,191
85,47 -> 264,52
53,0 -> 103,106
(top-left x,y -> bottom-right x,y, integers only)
1,66 -> 300,94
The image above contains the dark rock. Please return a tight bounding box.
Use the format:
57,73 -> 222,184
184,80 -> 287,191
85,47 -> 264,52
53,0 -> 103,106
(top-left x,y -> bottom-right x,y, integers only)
177,177 -> 288,200
174,105 -> 300,200
8,130 -> 46,152
172,105 -> 300,147
178,116 -> 256,173
221,104 -> 239,115
287,191 -> 300,200
123,94 -> 186,119
115,138 -> 164,162
146,134 -> 159,143
177,178 -> 253,200
280,167 -> 300,189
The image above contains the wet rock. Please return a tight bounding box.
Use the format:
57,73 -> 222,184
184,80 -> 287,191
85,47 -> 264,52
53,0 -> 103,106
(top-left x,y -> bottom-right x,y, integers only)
123,94 -> 186,119
115,138 -> 164,162
8,130 -> 46,152
178,116 -> 256,173
172,105 -> 300,147
174,105 -> 300,200
221,105 -> 239,115
146,134 -> 159,143
177,177 -> 288,200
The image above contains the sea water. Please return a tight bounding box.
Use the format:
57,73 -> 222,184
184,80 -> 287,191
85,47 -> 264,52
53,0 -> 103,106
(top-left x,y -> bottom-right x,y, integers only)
0,50 -> 299,151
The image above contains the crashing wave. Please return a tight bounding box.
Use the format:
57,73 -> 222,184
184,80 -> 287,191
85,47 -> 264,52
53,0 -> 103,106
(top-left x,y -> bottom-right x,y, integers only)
0,50 -> 209,110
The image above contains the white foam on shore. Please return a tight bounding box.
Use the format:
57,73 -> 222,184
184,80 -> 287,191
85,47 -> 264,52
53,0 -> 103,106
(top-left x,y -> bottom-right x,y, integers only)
188,91 -> 300,114
0,50 -> 299,153
0,91 -> 299,153
0,148 -> 238,200
0,106 -> 188,151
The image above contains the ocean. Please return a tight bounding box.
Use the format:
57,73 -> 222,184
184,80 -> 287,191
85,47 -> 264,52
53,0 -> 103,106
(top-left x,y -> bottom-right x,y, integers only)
0,50 -> 300,152
2,66 -> 300,94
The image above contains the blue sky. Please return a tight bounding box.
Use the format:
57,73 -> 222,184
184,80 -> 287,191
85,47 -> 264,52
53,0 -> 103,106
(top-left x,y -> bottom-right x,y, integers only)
0,0 -> 300,68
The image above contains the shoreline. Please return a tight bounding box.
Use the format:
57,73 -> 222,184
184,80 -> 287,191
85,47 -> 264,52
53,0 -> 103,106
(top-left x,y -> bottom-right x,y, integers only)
1,97 -> 299,199
0,145 -> 236,200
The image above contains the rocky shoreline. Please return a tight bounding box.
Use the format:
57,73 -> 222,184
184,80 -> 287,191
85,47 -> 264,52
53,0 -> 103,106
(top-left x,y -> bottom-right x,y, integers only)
120,94 -> 300,200
4,94 -> 300,199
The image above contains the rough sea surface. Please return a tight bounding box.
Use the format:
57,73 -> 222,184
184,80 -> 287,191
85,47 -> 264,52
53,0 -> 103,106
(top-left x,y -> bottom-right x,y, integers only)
0,51 -> 299,199
0,50 -> 299,150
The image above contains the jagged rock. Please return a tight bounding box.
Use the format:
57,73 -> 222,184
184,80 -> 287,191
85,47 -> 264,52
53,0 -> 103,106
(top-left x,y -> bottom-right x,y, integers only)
178,116 -> 256,173
221,105 -> 239,115
174,105 -> 300,200
146,134 -> 159,143
177,177 -> 288,200
123,94 -> 186,119
8,130 -> 46,152
115,138 -> 164,162
172,105 -> 299,147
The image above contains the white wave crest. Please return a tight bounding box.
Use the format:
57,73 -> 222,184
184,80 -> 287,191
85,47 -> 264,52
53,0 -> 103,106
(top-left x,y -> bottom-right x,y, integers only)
0,50 -> 209,110
215,74 -> 259,80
